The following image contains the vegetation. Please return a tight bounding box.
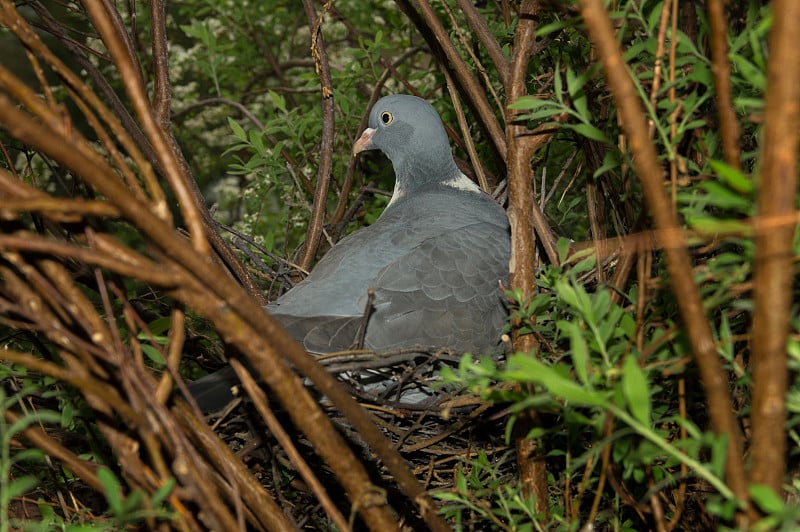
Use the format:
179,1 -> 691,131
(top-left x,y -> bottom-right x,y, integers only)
0,0 -> 798,530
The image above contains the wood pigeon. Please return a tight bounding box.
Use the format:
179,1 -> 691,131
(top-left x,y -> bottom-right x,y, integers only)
188,95 -> 510,410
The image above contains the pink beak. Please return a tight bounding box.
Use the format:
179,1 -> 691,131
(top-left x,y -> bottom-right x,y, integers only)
352,127 -> 376,155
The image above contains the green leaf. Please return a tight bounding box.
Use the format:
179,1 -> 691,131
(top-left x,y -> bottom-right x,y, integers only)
227,117 -> 247,141
558,320 -> 591,387
98,467 -> 123,514
709,160 -> 753,194
688,216 -> 750,235
268,89 -> 286,113
503,355 -> 606,407
622,355 -> 650,425
6,475 -> 39,500
557,237 -> 572,265
508,95 -> 550,110
146,316 -> 173,336
141,344 -> 166,366
731,55 -> 766,91
566,122 -> 611,144
748,484 -> 784,515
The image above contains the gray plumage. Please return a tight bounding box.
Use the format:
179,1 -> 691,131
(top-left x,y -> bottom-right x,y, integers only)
189,95 -> 510,410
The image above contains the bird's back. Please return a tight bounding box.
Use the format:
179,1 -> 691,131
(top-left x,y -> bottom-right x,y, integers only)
268,183 -> 510,355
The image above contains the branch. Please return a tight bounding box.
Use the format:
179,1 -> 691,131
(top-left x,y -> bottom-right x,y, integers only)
454,0 -> 510,85
748,0 -> 800,494
396,0 -> 507,159
505,0 -> 549,518
298,0 -> 336,271
707,0 -> 741,169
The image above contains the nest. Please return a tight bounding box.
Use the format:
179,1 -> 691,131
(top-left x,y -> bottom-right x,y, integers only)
196,348 -> 514,529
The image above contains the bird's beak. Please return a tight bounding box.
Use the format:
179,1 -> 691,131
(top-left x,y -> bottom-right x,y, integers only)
352,127 -> 376,155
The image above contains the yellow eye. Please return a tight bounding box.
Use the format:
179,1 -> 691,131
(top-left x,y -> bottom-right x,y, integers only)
380,111 -> 393,125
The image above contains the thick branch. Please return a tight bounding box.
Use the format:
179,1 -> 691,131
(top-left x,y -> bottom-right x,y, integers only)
748,0 -> 800,494
505,0 -> 549,518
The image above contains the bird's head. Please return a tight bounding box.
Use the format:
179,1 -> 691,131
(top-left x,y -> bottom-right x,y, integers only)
353,95 -> 460,188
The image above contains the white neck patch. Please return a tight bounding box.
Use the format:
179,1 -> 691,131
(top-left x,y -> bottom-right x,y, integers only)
386,172 -> 480,208
444,171 -> 482,193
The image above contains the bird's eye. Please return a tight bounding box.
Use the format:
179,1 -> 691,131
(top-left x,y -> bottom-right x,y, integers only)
380,111 -> 393,125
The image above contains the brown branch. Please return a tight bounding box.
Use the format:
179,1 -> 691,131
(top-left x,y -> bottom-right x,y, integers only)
298,0 -> 336,271
4,409 -> 103,491
149,0 -> 171,126
0,87 -> 447,532
707,0 -> 741,169
505,0 -> 549,518
454,0 -> 510,85
443,70 -> 490,192
231,359 -> 350,531
748,0 -> 800,495
577,0 -> 751,517
396,0 -> 507,159
174,402 -> 296,531
82,1 -> 208,254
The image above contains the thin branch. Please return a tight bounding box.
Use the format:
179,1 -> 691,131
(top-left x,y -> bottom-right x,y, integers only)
83,1 -> 208,254
149,0 -> 171,126
396,0 -> 507,159
707,0 -> 741,169
298,0 -> 336,271
454,0 -> 510,85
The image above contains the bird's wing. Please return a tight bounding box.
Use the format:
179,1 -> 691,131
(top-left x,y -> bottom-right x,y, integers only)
365,218 -> 509,353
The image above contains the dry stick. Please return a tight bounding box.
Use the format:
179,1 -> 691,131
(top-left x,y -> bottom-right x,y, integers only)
454,0 -> 510,85
439,0 -> 503,113
577,0 -> 751,517
298,0 -> 336,271
749,0 -> 800,495
82,1 -> 208,255
505,0 -> 549,519
707,0 -> 741,170
396,0 -> 507,158
174,402 -> 296,532
443,70 -> 490,192
4,409 -> 103,490
231,359 -> 351,532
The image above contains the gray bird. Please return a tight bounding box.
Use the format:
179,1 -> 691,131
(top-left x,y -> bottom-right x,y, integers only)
189,95 -> 510,410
